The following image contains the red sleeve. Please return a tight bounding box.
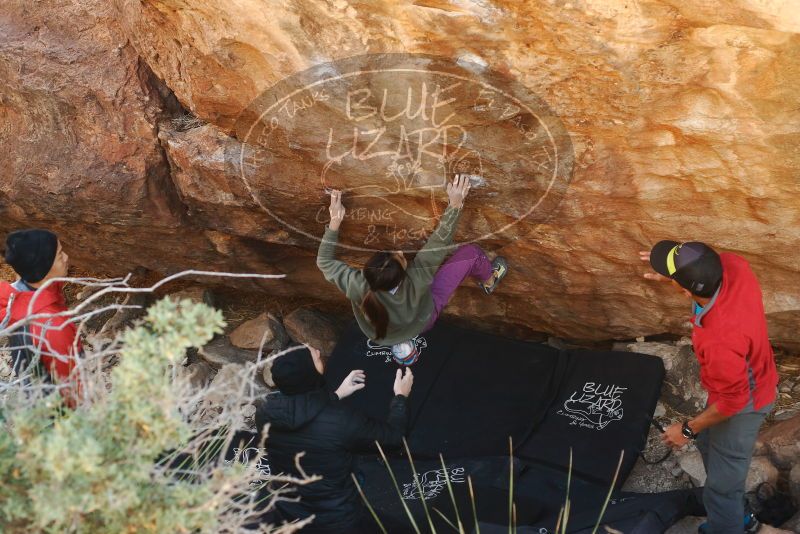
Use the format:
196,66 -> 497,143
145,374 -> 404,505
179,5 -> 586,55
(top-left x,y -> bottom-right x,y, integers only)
36,316 -> 81,408
39,315 -> 80,380
699,339 -> 751,416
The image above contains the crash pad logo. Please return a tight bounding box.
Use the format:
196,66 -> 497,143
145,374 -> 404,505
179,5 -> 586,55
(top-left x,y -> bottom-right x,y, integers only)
224,447 -> 271,488
557,382 -> 627,431
366,336 -> 427,364
402,466 -> 466,500
228,53 -> 574,254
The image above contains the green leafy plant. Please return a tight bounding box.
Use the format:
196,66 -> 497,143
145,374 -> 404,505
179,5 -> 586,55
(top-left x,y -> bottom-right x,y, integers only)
0,297 -> 304,534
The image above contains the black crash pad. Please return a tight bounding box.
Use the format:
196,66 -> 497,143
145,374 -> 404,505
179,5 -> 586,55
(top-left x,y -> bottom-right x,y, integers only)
268,320 -> 675,532
325,320 -> 664,483
517,349 -> 666,486
324,321 -> 565,458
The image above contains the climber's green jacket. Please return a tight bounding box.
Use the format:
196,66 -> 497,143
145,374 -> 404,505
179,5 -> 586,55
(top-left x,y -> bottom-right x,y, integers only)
316,205 -> 461,345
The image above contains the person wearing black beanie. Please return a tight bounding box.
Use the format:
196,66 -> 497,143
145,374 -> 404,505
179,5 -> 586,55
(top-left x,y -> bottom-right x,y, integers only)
4,229 -> 69,285
256,344 -> 414,533
270,345 -> 326,395
1,229 -> 79,407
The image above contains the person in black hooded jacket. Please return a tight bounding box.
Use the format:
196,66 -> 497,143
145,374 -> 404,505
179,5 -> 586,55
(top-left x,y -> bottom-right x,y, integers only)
255,343 -> 413,533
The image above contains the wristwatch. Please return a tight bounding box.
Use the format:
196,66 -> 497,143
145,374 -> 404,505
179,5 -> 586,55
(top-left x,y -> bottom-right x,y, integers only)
681,421 -> 698,440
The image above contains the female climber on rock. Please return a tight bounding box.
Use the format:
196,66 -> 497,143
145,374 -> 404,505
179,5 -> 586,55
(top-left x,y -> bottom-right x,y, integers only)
316,174 -> 508,365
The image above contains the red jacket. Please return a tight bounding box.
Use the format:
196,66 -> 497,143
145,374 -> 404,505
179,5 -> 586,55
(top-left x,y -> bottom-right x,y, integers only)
0,280 -> 80,402
691,253 -> 778,416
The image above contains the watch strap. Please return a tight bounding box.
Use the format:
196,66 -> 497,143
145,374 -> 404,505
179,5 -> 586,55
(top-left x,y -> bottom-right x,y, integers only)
682,420 -> 697,440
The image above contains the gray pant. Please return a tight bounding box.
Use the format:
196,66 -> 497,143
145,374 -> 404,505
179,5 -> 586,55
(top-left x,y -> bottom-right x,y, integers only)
696,400 -> 773,534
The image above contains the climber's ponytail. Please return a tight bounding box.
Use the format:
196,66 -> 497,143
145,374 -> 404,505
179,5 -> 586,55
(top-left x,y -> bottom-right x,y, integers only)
361,251 -> 406,341
361,290 -> 389,340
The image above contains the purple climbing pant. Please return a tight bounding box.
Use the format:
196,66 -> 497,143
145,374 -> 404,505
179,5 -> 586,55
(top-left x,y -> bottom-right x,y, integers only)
423,244 -> 493,332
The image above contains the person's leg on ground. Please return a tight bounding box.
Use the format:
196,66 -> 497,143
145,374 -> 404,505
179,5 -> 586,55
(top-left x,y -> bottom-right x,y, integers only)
424,244 -> 492,330
701,404 -> 770,534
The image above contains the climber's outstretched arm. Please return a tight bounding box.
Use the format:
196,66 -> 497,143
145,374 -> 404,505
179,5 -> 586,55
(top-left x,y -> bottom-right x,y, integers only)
317,190 -> 367,301
409,174 -> 471,282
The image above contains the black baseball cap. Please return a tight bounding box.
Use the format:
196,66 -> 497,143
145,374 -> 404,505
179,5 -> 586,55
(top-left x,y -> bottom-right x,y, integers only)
649,240 -> 723,298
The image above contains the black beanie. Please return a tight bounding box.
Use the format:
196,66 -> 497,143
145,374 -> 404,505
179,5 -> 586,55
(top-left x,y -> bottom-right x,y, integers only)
271,345 -> 325,395
4,229 -> 58,284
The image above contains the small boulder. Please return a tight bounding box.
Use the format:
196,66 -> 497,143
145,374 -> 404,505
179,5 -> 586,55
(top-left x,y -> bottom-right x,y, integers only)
229,312 -> 289,351
678,447 -> 779,492
744,456 -> 779,492
758,413 -> 800,470
625,341 -> 707,414
200,337 -> 260,368
773,406 -> 800,422
99,292 -> 151,332
176,360 -> 216,389
677,449 -> 706,486
283,307 -> 340,357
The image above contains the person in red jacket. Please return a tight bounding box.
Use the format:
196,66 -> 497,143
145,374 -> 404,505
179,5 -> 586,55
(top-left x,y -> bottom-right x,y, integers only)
1,229 -> 80,406
641,241 -> 778,534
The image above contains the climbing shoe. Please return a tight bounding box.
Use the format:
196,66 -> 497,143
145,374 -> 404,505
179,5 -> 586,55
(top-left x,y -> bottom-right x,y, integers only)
480,256 -> 508,294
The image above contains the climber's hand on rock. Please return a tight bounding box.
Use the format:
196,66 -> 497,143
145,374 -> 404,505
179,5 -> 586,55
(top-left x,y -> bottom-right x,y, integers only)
329,189 -> 346,231
335,370 -> 365,399
639,250 -> 671,283
447,174 -> 471,209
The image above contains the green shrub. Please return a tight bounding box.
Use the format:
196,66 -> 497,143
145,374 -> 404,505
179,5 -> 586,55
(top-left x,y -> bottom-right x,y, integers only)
0,298 -> 271,533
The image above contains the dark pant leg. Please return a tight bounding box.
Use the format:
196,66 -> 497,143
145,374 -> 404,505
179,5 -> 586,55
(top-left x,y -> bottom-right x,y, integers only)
700,403 -> 771,534
696,424 -> 710,470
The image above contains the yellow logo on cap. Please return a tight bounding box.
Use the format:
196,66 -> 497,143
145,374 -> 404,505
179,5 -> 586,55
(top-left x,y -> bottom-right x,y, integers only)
666,244 -> 681,275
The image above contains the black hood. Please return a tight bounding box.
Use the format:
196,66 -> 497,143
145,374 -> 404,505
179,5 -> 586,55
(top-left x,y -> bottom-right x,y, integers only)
256,389 -> 329,431
272,345 -> 325,395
